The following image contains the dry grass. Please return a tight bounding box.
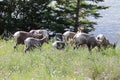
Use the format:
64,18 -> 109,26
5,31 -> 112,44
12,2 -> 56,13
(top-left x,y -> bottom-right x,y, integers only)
0,39 -> 120,80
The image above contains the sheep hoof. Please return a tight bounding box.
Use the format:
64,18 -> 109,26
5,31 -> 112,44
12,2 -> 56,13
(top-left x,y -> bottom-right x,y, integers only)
13,46 -> 16,49
73,47 -> 76,50
24,48 -> 28,53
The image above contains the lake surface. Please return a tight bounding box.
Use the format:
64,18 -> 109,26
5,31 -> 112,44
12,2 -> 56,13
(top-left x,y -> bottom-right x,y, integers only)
90,0 -> 120,45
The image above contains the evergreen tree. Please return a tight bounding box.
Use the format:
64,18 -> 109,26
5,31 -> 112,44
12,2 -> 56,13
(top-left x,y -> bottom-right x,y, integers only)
0,0 -> 108,36
49,0 -> 108,32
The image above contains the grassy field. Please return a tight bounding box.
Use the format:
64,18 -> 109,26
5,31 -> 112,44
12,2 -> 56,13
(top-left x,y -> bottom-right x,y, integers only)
0,39 -> 120,80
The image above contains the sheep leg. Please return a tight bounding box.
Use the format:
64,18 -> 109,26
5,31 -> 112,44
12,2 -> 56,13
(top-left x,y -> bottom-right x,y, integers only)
60,43 -> 65,49
97,45 -> 101,52
73,42 -> 80,49
61,43 -> 65,49
14,43 -> 18,50
73,43 -> 77,49
76,44 -> 79,49
56,43 -> 61,49
24,45 -> 29,53
64,37 -> 68,45
87,44 -> 92,54
77,43 -> 82,49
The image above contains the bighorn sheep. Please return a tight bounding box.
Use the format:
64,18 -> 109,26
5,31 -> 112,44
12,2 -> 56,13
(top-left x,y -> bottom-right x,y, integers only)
62,31 -> 76,44
73,33 -> 116,53
62,27 -> 85,45
73,32 -> 97,52
96,34 -> 106,43
24,36 -> 48,52
13,31 -> 43,49
52,41 -> 65,50
29,29 -> 49,41
96,34 -> 116,49
86,36 -> 101,53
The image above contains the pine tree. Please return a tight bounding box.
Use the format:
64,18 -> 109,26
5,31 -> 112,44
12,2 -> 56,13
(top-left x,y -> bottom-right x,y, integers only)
0,0 -> 108,36
48,0 -> 108,33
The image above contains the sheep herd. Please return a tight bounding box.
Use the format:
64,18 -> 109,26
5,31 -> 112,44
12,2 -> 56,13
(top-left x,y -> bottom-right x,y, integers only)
13,29 -> 49,52
13,27 -> 116,53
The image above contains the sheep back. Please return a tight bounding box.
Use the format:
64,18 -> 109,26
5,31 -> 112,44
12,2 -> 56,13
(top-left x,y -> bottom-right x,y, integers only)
24,37 -> 42,48
13,31 -> 33,44
30,29 -> 49,40
73,33 -> 88,44
87,36 -> 100,48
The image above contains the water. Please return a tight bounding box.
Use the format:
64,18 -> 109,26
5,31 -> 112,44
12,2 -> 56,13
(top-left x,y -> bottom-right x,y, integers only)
90,0 -> 120,45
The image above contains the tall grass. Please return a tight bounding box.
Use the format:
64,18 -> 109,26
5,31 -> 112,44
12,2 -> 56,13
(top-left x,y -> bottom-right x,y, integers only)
0,39 -> 120,80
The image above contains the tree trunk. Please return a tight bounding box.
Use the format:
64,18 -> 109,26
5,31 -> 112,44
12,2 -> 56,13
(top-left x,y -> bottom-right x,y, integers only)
75,0 -> 80,31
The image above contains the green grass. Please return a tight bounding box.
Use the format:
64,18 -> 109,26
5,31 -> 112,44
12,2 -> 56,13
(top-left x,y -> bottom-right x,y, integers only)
0,39 -> 120,80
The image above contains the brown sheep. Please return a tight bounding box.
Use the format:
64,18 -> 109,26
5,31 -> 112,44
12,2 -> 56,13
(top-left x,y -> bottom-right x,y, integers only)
52,41 -> 65,50
73,32 -> 97,52
86,36 -> 101,53
24,36 -> 48,53
62,31 -> 76,44
73,33 -> 116,53
29,29 -> 49,41
62,27 -> 86,45
13,31 -> 43,49
96,34 -> 116,49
